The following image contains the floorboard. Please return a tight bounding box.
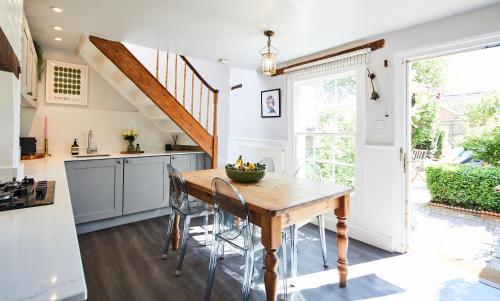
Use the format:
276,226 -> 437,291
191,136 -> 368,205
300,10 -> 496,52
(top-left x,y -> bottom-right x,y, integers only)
78,216 -> 498,301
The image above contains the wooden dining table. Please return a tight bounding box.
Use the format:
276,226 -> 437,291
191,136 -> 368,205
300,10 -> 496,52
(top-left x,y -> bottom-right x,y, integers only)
170,168 -> 351,301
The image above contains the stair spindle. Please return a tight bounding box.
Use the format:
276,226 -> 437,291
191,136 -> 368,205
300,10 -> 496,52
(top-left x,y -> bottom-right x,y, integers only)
206,88 -> 210,129
191,72 -> 194,114
199,81 -> 203,121
155,49 -> 159,79
165,53 -> 169,87
182,62 -> 187,106
174,54 -> 178,99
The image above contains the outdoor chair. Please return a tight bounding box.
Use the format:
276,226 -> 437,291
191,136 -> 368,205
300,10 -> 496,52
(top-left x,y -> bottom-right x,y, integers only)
411,149 -> 428,183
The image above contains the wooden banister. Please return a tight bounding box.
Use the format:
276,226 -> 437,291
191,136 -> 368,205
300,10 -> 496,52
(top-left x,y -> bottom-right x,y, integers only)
180,55 -> 219,93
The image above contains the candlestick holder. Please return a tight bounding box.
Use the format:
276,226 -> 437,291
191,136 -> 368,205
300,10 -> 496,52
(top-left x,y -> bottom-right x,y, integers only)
44,138 -> 52,157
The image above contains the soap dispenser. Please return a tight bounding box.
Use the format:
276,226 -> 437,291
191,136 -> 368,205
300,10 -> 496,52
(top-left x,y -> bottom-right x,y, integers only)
71,139 -> 79,155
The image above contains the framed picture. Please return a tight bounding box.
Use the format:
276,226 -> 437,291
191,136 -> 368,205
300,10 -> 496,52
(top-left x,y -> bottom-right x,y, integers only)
46,60 -> 88,105
261,88 -> 281,118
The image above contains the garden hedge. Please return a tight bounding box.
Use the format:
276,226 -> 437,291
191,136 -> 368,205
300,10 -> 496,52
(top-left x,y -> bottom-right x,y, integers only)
426,164 -> 500,212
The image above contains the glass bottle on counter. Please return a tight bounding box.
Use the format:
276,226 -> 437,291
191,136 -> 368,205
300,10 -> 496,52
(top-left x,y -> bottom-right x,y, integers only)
71,139 -> 79,155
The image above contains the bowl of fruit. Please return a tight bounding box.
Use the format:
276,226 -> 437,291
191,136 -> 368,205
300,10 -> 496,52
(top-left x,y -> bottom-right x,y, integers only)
225,156 -> 266,183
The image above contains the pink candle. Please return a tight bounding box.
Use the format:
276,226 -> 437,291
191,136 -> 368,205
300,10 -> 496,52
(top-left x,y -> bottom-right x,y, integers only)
44,116 -> 48,139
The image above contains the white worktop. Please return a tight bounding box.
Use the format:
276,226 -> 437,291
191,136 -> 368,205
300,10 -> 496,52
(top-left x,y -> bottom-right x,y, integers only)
0,150 -> 203,301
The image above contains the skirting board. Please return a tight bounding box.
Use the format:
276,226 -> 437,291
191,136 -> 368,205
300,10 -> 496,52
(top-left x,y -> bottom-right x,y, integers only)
321,214 -> 394,252
76,207 -> 171,234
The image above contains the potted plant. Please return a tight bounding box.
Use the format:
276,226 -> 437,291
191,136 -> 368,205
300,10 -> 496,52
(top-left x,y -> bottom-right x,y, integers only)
122,129 -> 138,152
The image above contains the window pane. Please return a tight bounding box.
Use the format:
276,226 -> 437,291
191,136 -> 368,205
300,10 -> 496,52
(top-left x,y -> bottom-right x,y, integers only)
334,136 -> 355,165
335,165 -> 355,187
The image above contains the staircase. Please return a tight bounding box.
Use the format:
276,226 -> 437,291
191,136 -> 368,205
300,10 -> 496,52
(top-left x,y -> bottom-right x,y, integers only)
77,35 -> 218,167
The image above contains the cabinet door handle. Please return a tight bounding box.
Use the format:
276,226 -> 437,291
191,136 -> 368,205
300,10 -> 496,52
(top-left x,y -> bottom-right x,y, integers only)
117,160 -> 121,164
125,159 -> 129,164
27,92 -> 32,96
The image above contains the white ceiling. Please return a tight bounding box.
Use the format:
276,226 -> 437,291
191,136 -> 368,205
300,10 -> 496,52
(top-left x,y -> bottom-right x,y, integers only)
25,0 -> 497,69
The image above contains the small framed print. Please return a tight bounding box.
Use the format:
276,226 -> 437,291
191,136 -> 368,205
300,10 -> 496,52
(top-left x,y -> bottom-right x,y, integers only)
261,88 -> 281,118
46,60 -> 88,105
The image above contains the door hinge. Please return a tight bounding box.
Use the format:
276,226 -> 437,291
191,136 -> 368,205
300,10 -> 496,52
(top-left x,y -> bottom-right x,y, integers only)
400,147 -> 408,174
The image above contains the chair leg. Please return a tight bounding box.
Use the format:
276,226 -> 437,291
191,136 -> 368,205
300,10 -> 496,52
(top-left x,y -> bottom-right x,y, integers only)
280,234 -> 288,300
162,212 -> 175,259
175,216 -> 191,275
204,214 -> 209,246
242,249 -> 255,301
317,215 -> 328,267
218,243 -> 225,259
290,224 -> 298,286
203,240 -> 219,301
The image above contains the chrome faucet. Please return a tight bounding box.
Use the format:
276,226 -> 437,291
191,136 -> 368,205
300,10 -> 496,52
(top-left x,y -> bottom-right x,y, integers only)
87,130 -> 98,154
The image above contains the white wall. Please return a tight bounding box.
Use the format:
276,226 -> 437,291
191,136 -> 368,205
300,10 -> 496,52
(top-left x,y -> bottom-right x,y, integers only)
0,0 -> 23,181
226,4 -> 500,252
20,48 -> 177,155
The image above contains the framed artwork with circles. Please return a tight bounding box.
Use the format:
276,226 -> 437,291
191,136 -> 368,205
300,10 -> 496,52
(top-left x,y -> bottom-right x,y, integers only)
46,60 -> 88,105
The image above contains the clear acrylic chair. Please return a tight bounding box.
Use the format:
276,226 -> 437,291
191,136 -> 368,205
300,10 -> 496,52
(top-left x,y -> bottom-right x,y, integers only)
204,177 -> 288,301
259,157 -> 275,173
261,158 -> 329,285
162,164 -> 213,275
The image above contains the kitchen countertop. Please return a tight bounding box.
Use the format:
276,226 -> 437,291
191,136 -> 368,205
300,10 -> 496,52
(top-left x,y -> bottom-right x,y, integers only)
0,150 -> 203,300
66,150 -> 204,161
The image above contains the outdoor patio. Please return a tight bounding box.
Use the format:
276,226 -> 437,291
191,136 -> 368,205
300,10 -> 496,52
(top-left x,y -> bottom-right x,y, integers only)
410,176 -> 500,289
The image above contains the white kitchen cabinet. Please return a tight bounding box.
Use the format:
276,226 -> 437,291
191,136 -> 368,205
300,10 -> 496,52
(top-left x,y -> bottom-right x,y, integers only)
123,156 -> 170,215
65,159 -> 124,224
66,153 -> 204,228
20,16 -> 37,107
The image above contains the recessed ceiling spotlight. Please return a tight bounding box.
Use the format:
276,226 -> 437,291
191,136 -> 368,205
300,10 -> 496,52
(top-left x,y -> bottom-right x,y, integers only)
218,58 -> 230,64
50,7 -> 63,13
52,25 -> 63,31
53,37 -> 63,42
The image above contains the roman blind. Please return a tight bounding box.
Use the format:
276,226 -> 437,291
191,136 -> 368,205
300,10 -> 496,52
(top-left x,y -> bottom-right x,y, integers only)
283,48 -> 370,78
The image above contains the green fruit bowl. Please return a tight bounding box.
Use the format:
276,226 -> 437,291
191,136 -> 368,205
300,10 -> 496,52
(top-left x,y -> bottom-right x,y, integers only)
225,167 -> 266,183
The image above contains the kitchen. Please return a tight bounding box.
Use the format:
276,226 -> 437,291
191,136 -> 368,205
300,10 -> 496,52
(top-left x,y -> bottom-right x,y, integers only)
2,1 -> 500,301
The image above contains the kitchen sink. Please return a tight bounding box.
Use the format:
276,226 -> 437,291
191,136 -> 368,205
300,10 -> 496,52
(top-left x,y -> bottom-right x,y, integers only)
73,154 -> 110,158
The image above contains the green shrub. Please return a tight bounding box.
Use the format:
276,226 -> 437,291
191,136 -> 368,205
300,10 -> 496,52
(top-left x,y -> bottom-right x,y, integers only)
426,164 -> 500,212
434,130 -> 445,159
461,126 -> 500,166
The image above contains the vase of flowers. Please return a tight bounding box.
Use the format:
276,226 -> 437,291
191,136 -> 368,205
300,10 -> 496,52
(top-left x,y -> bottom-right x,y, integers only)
122,129 -> 138,152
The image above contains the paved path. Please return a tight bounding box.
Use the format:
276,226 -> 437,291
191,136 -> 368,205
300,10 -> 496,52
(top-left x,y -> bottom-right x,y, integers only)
410,178 -> 500,288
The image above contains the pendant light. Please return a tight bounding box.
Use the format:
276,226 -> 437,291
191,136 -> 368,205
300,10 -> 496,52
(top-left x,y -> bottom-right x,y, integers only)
261,30 -> 277,76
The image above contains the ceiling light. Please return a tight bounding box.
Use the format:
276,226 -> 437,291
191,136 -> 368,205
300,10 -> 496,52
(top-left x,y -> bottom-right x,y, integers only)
52,26 -> 63,31
50,7 -> 63,13
218,58 -> 230,64
53,37 -> 63,42
261,30 -> 277,76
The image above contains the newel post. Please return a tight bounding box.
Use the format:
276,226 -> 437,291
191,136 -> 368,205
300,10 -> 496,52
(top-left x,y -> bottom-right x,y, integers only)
211,91 -> 219,168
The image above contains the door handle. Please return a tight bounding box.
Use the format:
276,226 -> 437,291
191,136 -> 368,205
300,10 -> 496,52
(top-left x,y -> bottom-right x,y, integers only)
125,159 -> 129,164
117,160 -> 121,164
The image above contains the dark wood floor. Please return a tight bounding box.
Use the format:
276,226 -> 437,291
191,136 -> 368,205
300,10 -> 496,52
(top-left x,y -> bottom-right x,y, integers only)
78,216 -> 398,301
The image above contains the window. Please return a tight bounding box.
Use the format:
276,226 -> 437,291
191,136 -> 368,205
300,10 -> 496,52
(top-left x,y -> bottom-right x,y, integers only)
294,71 -> 357,187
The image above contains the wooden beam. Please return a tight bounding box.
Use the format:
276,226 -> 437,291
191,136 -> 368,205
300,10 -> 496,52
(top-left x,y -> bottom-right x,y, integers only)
275,39 -> 385,76
89,35 -> 214,156
0,26 -> 20,78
